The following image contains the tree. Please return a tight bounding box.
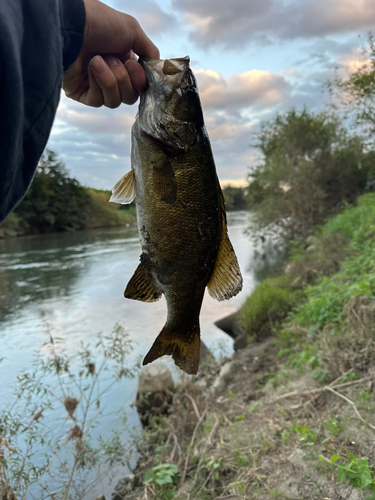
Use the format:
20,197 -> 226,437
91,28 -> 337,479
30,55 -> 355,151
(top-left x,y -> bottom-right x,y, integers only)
222,185 -> 249,211
15,149 -> 91,232
327,34 -> 375,140
247,109 -> 371,240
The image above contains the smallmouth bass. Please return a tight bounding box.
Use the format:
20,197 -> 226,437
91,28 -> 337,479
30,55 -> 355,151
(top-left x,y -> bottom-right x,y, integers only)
111,56 -> 242,375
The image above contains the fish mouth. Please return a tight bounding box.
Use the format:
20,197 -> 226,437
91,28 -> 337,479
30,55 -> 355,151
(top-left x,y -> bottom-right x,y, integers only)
140,57 -> 190,81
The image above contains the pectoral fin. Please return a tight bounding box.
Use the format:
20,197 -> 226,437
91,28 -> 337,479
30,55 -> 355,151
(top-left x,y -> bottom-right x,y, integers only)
207,189 -> 243,301
110,170 -> 136,204
125,260 -> 162,302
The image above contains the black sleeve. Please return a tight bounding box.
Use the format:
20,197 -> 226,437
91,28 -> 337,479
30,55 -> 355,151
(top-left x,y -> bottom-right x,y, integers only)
0,0 -> 85,224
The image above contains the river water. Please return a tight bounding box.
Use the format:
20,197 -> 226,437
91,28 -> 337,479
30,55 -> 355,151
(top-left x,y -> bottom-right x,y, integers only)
0,211 -> 269,497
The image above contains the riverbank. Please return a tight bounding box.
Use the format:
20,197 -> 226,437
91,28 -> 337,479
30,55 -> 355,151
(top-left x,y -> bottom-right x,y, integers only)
118,193 -> 375,500
0,190 -> 137,239
0,184 -> 247,239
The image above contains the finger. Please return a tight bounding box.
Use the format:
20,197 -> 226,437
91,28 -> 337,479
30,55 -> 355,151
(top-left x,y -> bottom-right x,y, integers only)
104,55 -> 140,105
90,55 -> 122,109
125,59 -> 148,95
85,64 -> 104,107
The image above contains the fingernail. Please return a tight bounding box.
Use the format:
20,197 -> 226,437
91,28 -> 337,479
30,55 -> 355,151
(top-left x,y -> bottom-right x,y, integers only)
91,55 -> 107,75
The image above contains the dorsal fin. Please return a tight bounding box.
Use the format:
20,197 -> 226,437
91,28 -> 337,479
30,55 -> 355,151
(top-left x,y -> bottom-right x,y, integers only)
207,189 -> 243,301
125,260 -> 162,302
110,170 -> 136,204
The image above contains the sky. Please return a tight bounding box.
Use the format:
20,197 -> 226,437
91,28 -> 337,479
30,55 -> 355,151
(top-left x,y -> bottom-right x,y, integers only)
48,0 -> 375,189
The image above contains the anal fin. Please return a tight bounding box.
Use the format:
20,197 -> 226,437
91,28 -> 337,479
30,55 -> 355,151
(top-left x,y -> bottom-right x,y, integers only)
207,189 -> 243,301
125,261 -> 162,302
143,327 -> 200,375
110,170 -> 136,204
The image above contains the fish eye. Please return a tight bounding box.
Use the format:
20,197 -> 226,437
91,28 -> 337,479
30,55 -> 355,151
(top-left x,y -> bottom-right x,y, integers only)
186,88 -> 197,100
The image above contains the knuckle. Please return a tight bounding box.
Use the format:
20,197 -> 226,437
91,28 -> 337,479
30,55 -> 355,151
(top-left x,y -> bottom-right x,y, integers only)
106,101 -> 121,109
122,95 -> 139,105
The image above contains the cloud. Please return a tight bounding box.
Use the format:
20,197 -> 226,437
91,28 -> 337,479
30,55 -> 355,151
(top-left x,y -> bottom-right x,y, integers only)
195,69 -> 291,116
56,104 -> 136,135
109,0 -> 178,36
171,0 -> 375,48
48,94 -> 137,188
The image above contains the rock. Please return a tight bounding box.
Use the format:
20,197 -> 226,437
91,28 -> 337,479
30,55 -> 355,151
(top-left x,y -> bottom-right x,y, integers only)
233,333 -> 247,351
135,364 -> 174,426
212,361 -> 234,390
335,484 -> 364,499
199,341 -> 217,367
112,475 -> 136,499
289,374 -> 318,390
137,364 -> 174,394
178,479 -> 195,495
215,313 -> 245,339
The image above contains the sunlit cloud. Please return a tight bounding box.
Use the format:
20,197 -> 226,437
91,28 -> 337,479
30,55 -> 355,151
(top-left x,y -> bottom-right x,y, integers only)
196,69 -> 291,115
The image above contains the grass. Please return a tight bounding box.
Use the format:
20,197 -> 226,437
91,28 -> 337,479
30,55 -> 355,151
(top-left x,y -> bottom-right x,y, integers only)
293,193 -> 375,329
238,275 -> 297,340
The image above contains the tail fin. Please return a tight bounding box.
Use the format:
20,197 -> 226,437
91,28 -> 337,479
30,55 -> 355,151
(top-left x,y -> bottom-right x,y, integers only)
143,327 -> 200,375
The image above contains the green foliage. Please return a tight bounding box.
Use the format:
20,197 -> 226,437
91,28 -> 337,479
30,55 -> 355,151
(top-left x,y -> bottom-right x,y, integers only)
144,463 -> 179,486
247,109 -> 372,240
336,454 -> 375,493
202,457 -> 222,480
234,452 -> 248,467
280,423 -> 318,448
87,189 -> 136,229
247,402 -> 260,413
144,463 -> 179,500
222,185 -> 249,211
293,194 -> 375,329
238,276 -> 297,339
235,414 -> 245,421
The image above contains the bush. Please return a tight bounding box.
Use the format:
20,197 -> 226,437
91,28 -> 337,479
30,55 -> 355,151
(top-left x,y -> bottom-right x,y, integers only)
87,189 -> 136,228
238,276 -> 297,340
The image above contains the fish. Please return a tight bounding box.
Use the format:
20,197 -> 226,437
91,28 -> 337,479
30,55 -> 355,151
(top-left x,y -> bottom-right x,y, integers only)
110,56 -> 242,375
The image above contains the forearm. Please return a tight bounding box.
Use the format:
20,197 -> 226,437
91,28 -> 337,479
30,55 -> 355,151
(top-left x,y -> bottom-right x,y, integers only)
0,0 -> 85,223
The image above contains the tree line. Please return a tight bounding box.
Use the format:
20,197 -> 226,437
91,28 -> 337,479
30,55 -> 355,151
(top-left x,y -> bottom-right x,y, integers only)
0,150 -> 135,237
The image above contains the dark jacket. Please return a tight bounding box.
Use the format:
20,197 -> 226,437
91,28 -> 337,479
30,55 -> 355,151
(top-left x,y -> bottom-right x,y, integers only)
0,0 -> 85,223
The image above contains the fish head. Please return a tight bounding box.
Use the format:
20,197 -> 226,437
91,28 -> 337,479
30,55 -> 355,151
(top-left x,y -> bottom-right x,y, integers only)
138,56 -> 204,153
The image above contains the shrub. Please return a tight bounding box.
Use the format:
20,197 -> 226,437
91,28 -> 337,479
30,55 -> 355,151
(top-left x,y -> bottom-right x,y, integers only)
238,276 -> 297,340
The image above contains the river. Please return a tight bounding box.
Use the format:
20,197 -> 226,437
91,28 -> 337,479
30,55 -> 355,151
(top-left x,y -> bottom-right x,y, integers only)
0,211 -> 273,498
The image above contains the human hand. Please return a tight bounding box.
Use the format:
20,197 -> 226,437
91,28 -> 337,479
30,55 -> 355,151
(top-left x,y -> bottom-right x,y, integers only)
63,0 -> 159,108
